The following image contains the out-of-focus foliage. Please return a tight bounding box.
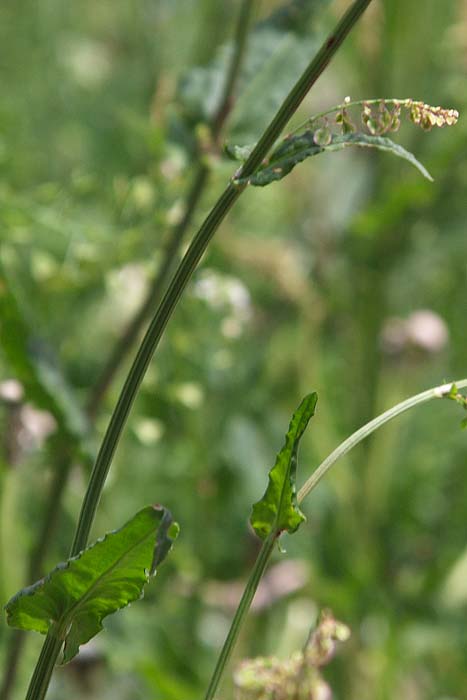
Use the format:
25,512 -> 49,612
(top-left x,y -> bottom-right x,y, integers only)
1,1 -> 467,699
233,609 -> 350,699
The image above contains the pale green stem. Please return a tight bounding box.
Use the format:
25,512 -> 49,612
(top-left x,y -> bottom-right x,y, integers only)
298,380 -> 467,504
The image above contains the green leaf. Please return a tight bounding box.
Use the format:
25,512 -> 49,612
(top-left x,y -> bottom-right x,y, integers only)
250,393 -> 317,540
234,131 -> 433,187
4,505 -> 178,663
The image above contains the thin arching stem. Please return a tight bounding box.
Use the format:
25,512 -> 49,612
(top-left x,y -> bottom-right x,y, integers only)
298,380 -> 467,503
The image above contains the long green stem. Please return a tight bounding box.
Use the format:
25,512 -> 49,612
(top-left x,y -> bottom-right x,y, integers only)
85,165 -> 209,419
297,380 -> 467,504
24,634 -> 63,700
211,0 -> 256,138
70,184 -> 242,556
26,1 -> 374,697
204,533 -> 277,700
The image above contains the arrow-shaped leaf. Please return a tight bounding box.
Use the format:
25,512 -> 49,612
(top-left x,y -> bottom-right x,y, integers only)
4,505 -> 178,663
234,131 -> 433,186
250,393 -> 317,540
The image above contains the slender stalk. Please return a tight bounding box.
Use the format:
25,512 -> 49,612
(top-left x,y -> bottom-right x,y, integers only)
70,184 -> 243,555
26,1 -> 374,697
204,533 -> 277,700
297,379 -> 467,504
238,0 -> 373,178
24,634 -> 63,700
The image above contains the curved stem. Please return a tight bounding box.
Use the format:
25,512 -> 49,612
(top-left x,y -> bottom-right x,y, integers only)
203,377 -> 467,700
297,380 -> 467,504
204,533 -> 277,700
26,1 -> 374,697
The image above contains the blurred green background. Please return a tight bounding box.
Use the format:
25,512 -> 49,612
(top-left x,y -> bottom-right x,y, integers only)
1,1 -> 466,698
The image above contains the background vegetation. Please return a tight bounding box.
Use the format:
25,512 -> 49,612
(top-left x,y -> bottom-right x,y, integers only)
1,1 -> 466,698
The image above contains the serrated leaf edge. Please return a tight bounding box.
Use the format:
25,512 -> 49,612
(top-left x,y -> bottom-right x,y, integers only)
4,505 -> 175,647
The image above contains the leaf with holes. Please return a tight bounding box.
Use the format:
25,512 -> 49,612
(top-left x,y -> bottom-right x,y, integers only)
234,131 -> 433,186
4,505 -> 178,663
250,393 -> 317,540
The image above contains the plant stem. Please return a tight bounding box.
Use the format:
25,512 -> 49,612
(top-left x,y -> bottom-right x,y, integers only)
297,379 -> 467,504
204,533 -> 277,700
25,1 -> 374,697
24,634 -> 63,700
70,183 -> 243,556
211,0 -> 256,139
